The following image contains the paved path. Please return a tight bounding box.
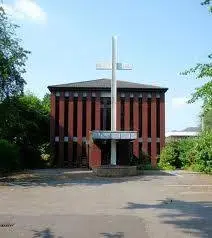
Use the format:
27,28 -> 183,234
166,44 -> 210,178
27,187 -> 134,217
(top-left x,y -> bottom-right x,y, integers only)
0,170 -> 211,237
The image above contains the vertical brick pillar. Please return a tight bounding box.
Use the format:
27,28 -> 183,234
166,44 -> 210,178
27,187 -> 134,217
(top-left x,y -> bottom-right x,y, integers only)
92,94 -> 101,167
142,93 -> 148,153
77,95 -> 83,167
50,92 -> 56,146
68,94 -> 74,167
59,92 -> 65,167
117,96 -> 121,130
95,95 -> 101,130
160,93 -> 165,150
124,96 -> 130,130
86,94 -> 92,166
133,96 -> 139,158
151,93 -> 157,167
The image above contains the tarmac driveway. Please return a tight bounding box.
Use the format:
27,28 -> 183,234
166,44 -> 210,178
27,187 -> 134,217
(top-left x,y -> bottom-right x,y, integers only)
0,169 -> 211,238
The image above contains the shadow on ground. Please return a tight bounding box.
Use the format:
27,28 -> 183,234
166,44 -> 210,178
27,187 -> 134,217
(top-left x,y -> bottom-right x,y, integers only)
100,232 -> 124,238
32,228 -> 63,238
0,169 -> 174,187
124,199 -> 212,238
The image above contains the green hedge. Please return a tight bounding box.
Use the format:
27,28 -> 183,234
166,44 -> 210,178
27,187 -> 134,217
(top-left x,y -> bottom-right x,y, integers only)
0,139 -> 20,173
159,131 -> 212,173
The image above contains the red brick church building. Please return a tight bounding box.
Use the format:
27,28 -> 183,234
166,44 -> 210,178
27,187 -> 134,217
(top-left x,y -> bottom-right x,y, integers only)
48,78 -> 168,168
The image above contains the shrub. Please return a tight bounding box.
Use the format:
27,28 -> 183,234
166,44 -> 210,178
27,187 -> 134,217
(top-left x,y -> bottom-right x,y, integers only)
190,131 -> 212,173
158,141 -> 181,170
178,138 -> 196,169
0,139 -> 20,173
159,131 -> 212,173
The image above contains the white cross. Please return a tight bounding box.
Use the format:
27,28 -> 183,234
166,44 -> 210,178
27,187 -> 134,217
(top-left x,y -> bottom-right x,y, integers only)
96,36 -> 132,165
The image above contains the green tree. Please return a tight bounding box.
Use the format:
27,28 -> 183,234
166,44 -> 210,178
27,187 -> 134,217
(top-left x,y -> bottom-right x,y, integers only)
201,0 -> 212,12
0,6 -> 30,101
0,93 -> 49,145
42,93 -> 50,112
203,108 -> 212,130
181,1 -> 212,118
182,55 -> 212,113
0,93 -> 50,168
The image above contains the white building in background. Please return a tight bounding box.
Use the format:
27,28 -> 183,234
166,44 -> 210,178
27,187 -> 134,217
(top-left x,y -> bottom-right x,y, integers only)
165,131 -> 199,142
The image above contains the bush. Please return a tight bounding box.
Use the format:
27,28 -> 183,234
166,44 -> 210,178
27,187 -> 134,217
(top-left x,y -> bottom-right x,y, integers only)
190,131 -> 212,173
158,141 -> 181,170
0,139 -> 20,173
0,93 -> 50,170
178,138 -> 196,169
159,131 -> 212,173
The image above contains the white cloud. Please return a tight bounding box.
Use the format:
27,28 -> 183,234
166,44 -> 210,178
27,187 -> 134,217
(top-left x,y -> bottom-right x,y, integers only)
172,97 -> 188,109
2,0 -> 47,24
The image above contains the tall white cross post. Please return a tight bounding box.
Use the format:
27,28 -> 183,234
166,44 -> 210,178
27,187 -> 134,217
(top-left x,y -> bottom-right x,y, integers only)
96,36 -> 132,165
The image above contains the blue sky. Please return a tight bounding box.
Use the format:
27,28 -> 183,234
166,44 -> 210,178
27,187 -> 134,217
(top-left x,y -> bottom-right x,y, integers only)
2,0 -> 212,132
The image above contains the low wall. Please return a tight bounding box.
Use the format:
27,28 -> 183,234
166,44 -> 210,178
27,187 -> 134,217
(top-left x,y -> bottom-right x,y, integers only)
92,165 -> 137,177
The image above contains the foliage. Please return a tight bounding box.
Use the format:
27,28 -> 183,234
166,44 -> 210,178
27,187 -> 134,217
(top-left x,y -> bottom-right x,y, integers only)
181,55 -> 212,113
190,131 -> 212,173
181,1 -> 212,115
0,7 -> 30,101
42,93 -> 50,112
159,131 -> 212,173
158,141 -> 181,170
203,108 -> 212,130
0,139 -> 20,173
0,93 -> 49,145
178,138 -> 196,169
0,93 -> 50,169
19,145 -> 46,169
201,0 -> 212,12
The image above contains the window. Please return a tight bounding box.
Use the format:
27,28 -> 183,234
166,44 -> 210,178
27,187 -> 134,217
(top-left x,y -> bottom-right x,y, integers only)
64,97 -> 69,136
156,98 -> 160,138
147,98 -> 151,137
64,142 -> 68,162
106,99 -> 111,130
91,97 -> 96,130
55,97 -> 59,136
82,142 -> 87,157
54,142 -> 59,166
139,98 -> 142,137
73,97 -> 78,137
157,142 -> 160,156
72,142 -> 77,167
121,98 -> 125,130
130,98 -> 134,131
82,98 -> 86,136
148,142 -> 151,158
100,98 -> 104,130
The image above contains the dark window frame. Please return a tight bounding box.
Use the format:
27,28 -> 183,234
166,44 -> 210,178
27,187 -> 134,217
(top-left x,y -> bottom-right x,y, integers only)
147,98 -> 151,138
82,97 -> 87,137
130,98 -> 134,131
139,98 -> 142,137
64,97 -> 69,137
91,97 -> 96,130
156,98 -> 160,138
73,97 -> 78,137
